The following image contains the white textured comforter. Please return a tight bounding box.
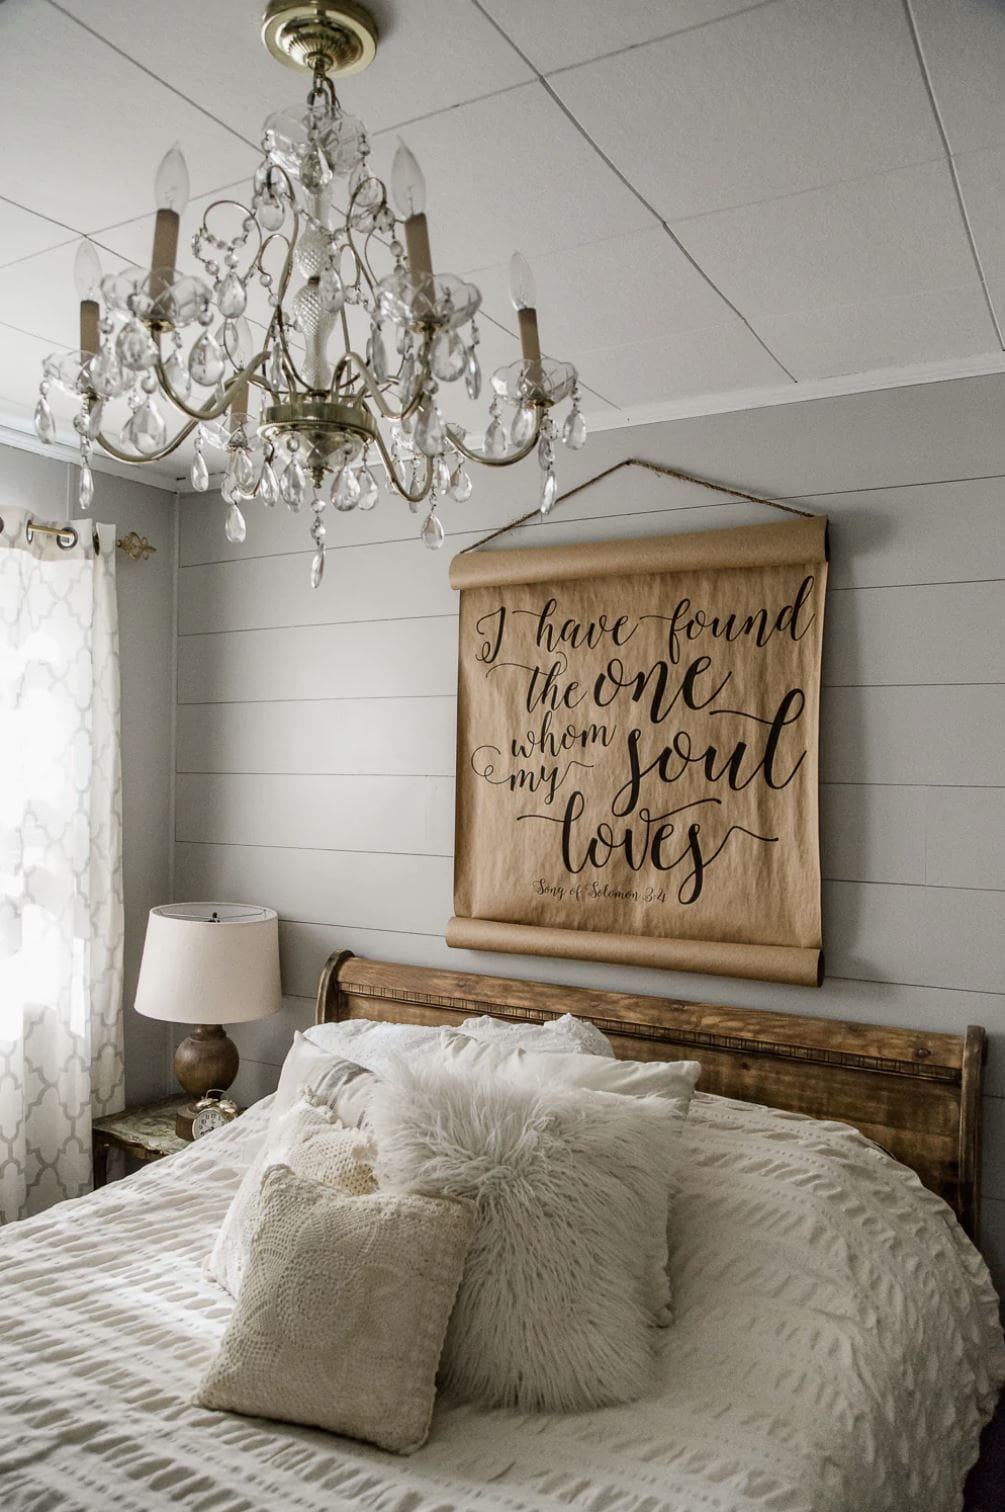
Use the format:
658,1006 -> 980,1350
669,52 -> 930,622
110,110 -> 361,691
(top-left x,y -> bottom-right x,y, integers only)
0,1092 -> 1001,1512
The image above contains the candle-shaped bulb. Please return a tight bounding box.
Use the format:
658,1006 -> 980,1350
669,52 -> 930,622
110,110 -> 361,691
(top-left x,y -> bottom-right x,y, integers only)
74,239 -> 102,301
154,145 -> 190,213
508,252 -> 536,312
391,141 -> 426,219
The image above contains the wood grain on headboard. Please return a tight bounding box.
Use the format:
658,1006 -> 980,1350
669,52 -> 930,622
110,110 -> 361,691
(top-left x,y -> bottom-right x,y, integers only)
315,950 -> 985,1240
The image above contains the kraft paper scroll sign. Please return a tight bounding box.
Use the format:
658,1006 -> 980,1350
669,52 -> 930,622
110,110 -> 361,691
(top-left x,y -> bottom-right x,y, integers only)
447,517 -> 828,988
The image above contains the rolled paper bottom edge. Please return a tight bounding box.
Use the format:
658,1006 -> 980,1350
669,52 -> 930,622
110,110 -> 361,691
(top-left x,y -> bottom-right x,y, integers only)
445,916 -> 823,989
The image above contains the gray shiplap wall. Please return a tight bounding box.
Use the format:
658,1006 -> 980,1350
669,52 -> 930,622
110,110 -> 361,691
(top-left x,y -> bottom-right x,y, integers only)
173,372 -> 1005,1290
0,444 -> 176,1104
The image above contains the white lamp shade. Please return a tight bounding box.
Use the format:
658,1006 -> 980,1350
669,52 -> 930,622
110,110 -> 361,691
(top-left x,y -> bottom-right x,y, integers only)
134,903 -> 282,1026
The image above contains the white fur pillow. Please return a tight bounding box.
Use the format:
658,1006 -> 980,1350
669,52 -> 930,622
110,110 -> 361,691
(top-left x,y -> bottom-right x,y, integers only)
367,1060 -> 683,1412
457,1011 -> 614,1057
197,1165 -> 477,1454
207,1098 -> 375,1299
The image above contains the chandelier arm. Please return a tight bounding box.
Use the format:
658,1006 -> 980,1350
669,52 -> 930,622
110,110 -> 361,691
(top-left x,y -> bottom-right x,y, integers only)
446,413 -> 544,468
261,306 -> 298,396
368,426 -> 433,504
358,226 -> 385,286
257,217 -> 300,335
337,348 -> 419,421
152,343 -> 269,422
94,414 -> 201,466
342,210 -> 383,304
265,163 -> 297,202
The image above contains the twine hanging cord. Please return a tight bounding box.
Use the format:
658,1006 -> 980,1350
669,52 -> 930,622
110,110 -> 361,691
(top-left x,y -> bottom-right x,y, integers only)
458,457 -> 818,555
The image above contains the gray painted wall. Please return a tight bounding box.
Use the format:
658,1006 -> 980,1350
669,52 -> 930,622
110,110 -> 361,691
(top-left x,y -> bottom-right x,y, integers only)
170,370 -> 1001,1290
0,443 -> 176,1104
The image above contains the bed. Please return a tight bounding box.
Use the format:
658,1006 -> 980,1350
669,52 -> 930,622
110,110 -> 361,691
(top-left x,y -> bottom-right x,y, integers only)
0,952 -> 1002,1512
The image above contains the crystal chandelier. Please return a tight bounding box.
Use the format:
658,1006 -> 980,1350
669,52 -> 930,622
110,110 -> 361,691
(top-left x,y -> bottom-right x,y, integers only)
33,0 -> 586,585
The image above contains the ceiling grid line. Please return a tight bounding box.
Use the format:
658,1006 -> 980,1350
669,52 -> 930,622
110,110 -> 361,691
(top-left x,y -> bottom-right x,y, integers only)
44,0 -> 261,154
541,0 -> 787,79
901,0 -> 1005,350
470,0 -> 798,385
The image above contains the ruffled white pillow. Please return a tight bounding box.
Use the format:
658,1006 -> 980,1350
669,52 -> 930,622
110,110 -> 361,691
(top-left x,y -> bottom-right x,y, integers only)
272,1012 -> 618,1130
436,1028 -> 700,1120
304,1017 -> 445,1070
457,1011 -> 614,1057
269,1034 -> 375,1132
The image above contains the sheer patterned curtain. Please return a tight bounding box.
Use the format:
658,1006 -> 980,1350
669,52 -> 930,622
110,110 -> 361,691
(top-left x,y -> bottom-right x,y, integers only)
0,509 -> 124,1222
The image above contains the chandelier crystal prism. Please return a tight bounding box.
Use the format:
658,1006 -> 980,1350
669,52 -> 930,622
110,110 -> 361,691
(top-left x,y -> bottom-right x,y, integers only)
35,0 -> 586,583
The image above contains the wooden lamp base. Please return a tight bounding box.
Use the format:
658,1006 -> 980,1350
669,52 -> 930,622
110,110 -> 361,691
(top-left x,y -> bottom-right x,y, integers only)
173,1025 -> 239,1140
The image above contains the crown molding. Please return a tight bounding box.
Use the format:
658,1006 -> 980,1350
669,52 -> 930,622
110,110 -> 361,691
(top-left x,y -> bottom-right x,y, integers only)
0,419 -> 180,493
585,350 -> 1005,432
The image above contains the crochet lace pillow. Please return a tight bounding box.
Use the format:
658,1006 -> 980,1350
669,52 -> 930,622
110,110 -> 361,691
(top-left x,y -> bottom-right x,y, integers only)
367,1059 -> 685,1413
206,1098 -> 375,1299
196,1165 -> 477,1454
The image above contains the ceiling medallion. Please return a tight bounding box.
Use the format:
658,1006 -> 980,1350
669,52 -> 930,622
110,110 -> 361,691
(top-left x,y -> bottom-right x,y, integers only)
34,0 -> 585,585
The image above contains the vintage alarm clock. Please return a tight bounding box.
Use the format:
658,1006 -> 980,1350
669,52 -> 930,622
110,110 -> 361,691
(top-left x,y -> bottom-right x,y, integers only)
191,1089 -> 241,1140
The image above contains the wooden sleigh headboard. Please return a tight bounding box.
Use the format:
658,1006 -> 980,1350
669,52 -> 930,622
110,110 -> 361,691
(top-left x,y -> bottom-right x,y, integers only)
315,950 -> 986,1241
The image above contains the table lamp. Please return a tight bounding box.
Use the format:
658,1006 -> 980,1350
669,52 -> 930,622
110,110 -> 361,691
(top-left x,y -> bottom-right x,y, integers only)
134,902 -> 282,1139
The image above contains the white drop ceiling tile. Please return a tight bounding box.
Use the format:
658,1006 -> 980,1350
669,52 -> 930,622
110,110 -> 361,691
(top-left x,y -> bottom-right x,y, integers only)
910,0 -> 1005,154
0,242 -> 134,353
0,199 -> 76,268
367,83 -> 655,271
0,1 -> 257,232
677,160 -> 976,323
466,227 -> 732,355
954,146 -> 1005,334
550,0 -> 943,221
56,0 -> 532,143
571,321 -> 790,410
480,0 -> 763,74
756,284 -> 999,381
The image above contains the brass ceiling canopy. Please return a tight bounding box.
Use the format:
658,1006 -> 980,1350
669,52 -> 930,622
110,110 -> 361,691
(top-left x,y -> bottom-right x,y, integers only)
261,0 -> 378,77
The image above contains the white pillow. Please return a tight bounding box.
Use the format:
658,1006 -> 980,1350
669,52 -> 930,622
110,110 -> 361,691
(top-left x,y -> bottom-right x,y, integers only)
207,1098 -> 375,1299
270,1031 -> 354,1128
368,1059 -> 683,1413
457,1011 -> 614,1057
436,1028 -> 700,1119
304,1017 -> 446,1072
196,1165 -> 477,1455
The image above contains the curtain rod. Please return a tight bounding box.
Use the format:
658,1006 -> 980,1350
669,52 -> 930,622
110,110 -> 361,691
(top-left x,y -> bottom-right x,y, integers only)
0,514 -> 156,560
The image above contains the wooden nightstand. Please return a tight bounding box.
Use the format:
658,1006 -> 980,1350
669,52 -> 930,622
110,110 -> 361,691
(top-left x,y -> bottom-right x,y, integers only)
92,1096 -> 192,1188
